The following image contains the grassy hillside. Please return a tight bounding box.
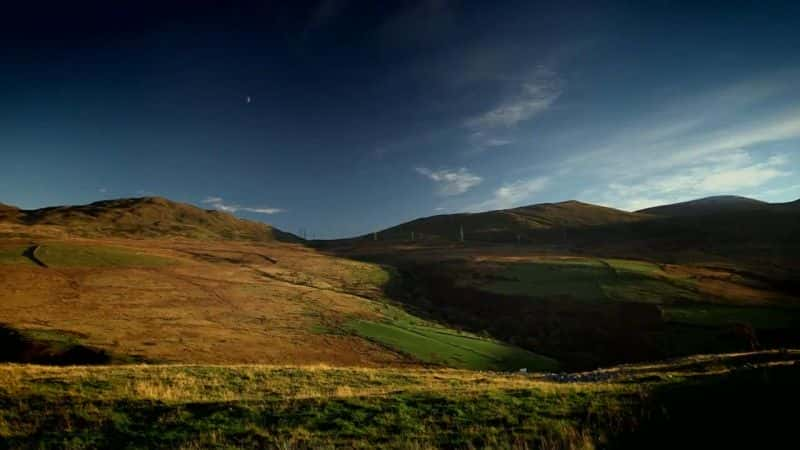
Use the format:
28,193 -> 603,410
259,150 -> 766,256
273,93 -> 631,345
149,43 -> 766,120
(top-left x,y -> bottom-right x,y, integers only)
338,196 -> 800,278
347,315 -> 559,371
0,237 -> 553,371
0,203 -> 21,222
329,242 -> 800,369
0,197 -> 298,242
371,200 -> 647,242
0,350 -> 796,448
33,243 -> 174,268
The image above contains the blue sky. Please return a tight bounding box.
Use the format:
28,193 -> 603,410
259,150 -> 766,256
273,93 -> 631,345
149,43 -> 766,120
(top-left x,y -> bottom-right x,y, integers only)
1,1 -> 799,237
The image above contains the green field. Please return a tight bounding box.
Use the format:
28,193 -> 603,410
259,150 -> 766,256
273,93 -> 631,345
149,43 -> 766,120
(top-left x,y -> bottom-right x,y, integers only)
348,319 -> 559,372
34,243 -> 173,268
481,258 -> 699,304
0,246 -> 33,265
0,351 -> 796,448
604,258 -> 663,275
482,259 -> 607,300
662,304 -> 800,329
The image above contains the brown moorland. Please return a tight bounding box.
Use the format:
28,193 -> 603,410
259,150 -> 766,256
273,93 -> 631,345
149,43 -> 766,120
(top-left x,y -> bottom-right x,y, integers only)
0,236 -> 413,366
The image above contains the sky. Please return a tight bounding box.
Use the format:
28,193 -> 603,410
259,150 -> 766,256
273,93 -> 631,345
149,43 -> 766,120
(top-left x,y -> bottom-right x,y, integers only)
2,0 -> 799,238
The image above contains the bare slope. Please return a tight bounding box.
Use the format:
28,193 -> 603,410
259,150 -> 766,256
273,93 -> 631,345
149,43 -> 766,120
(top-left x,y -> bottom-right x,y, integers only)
0,197 -> 298,242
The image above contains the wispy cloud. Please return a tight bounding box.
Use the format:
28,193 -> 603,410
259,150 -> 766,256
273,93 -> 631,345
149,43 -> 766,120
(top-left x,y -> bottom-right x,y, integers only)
243,207 -> 285,214
485,138 -> 514,147
584,151 -> 791,211
468,176 -> 550,212
465,68 -> 561,130
463,67 -> 561,152
561,73 -> 800,176
548,72 -> 800,209
415,167 -> 482,196
761,183 -> 800,200
466,131 -> 514,151
201,197 -> 284,215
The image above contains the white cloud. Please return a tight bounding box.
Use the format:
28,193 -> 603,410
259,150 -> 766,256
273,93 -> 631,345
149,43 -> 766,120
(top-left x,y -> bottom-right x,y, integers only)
465,69 -> 561,130
464,132 -> 515,154
462,67 -> 561,153
243,207 -> 285,214
213,203 -> 239,213
547,72 -> 800,210
201,197 -> 284,215
415,167 -> 483,196
485,138 -> 514,147
761,183 -> 800,199
98,187 -> 108,194
468,176 -> 550,212
560,72 -> 800,177
590,151 -> 791,211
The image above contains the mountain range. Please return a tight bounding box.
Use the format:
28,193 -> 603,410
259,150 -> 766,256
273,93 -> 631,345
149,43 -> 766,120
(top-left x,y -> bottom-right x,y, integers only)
2,195 -> 798,254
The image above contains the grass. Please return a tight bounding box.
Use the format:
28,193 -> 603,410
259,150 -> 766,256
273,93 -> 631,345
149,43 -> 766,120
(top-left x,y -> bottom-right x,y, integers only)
347,263 -> 392,288
34,243 -> 173,268
347,319 -> 559,372
662,304 -> 800,329
21,328 -> 83,350
600,279 -> 698,304
346,300 -> 560,372
483,259 -> 608,300
480,258 -> 699,304
604,258 -> 663,276
0,364 -> 615,448
0,351 -> 796,448
0,246 -> 32,265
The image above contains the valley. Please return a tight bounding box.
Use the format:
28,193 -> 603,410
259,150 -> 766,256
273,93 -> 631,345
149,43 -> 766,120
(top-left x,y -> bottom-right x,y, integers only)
0,196 -> 798,448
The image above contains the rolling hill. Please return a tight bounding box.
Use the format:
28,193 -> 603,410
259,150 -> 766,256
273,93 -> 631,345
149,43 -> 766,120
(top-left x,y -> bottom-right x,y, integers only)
0,196 -> 557,371
325,195 -> 800,369
348,196 -> 800,274
637,195 -> 770,217
0,197 -> 298,242
366,196 -> 800,246
2,194 -> 800,447
373,200 -> 647,242
0,202 -> 21,221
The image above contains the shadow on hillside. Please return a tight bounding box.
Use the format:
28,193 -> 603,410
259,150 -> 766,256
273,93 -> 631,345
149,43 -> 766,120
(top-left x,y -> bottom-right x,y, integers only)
0,325 -> 112,365
379,262 -> 671,369
317,240 -> 786,370
612,362 -> 800,449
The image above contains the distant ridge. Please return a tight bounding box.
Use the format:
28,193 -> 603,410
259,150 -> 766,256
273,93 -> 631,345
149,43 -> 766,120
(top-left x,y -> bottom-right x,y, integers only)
637,195 -> 769,217
373,200 -> 646,242
0,197 -> 299,242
